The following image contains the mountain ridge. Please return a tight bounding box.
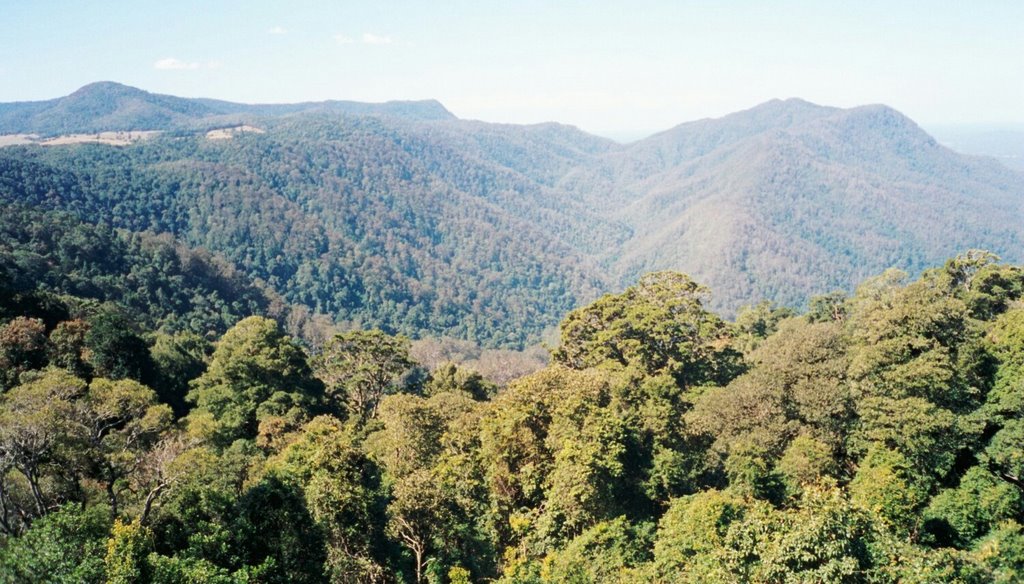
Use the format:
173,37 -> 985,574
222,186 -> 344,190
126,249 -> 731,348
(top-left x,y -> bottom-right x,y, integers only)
0,82 -> 455,135
0,82 -> 1021,345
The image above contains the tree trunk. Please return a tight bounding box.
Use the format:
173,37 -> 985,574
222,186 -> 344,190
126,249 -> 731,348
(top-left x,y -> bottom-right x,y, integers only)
106,477 -> 119,520
414,545 -> 424,584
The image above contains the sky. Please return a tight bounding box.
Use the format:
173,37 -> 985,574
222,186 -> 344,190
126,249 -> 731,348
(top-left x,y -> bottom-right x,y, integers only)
1,0 -> 1021,139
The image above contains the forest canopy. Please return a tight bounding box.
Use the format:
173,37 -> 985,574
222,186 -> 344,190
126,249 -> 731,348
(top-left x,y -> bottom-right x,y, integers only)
1,252 -> 1024,582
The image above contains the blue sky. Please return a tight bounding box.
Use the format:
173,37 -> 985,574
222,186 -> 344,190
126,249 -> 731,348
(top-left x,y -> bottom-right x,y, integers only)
1,0 -> 1021,138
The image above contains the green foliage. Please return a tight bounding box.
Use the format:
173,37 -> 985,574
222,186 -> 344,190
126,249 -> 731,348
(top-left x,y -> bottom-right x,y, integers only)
554,271 -> 742,387
146,554 -> 237,584
424,362 -> 496,401
984,418 -> 1024,491
777,433 -> 839,495
975,520 -> 1024,583
651,489 -> 746,579
0,369 -> 86,526
539,517 -> 652,583
806,291 -> 848,324
48,318 -> 91,378
0,503 -> 110,584
105,519 -> 154,584
849,446 -> 932,536
0,316 -> 49,390
0,205 -> 282,340
186,316 -> 322,447
753,487 -> 875,583
150,331 -> 210,417
232,475 -> 328,584
84,306 -> 155,382
267,416 -> 389,582
313,329 -> 416,423
733,300 -> 796,353
924,466 -> 1024,547
987,308 -> 1024,418
3,257 -> 1024,582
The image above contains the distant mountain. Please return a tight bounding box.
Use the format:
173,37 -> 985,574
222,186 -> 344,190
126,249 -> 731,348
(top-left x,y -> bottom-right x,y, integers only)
573,100 -> 1024,312
0,81 -> 454,135
0,112 -> 613,347
929,124 -> 1024,172
1,83 -> 1021,345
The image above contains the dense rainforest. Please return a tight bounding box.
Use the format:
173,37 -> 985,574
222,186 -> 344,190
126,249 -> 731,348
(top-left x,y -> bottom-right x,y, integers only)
2,251 -> 1024,583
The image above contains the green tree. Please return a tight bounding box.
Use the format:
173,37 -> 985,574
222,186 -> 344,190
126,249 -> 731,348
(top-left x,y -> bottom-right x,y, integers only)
553,272 -> 742,387
150,331 -> 210,417
48,319 -> 91,379
232,475 -> 328,584
84,307 -> 154,382
424,362 -> 496,401
924,466 -> 1024,547
267,416 -> 390,582
79,378 -> 173,519
848,446 -> 932,536
0,316 -> 49,390
0,503 -> 110,583
651,489 -> 746,580
0,370 -> 85,524
313,329 -> 416,423
186,316 -> 322,448
104,519 -> 154,584
540,517 -> 652,583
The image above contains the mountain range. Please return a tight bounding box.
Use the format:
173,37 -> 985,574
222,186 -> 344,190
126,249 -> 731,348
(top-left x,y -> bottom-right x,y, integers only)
1,82 -> 1021,346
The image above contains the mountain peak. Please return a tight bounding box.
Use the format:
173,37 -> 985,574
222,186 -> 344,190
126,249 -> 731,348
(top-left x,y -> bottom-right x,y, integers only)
69,81 -> 143,97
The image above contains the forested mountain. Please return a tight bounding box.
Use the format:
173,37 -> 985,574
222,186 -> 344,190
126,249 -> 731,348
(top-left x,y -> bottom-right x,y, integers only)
2,254 -> 1024,582
579,99 -> 1024,310
1,84 -> 1022,346
0,82 -> 453,136
0,115 -> 611,347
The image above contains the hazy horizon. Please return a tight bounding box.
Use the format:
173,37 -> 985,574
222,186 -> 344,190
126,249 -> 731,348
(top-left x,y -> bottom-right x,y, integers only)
2,1 -> 1022,138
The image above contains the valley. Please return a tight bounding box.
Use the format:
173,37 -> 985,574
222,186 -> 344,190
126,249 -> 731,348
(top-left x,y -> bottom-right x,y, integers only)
1,83 -> 1021,348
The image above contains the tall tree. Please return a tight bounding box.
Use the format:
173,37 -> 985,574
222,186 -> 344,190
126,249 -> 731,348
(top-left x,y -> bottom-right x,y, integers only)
313,330 -> 416,423
186,316 -> 322,448
554,271 -> 742,388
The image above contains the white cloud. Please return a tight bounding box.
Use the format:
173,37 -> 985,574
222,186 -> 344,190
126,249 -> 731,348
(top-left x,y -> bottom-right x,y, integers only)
154,57 -> 201,70
268,26 -> 288,35
333,34 -> 355,44
361,33 -> 392,45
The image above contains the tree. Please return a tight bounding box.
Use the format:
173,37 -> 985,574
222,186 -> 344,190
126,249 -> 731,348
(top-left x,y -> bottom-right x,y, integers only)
651,489 -> 746,580
0,503 -> 110,583
540,517 -> 652,583
985,419 -> 1024,493
733,300 -> 795,354
104,519 -> 154,584
267,416 -> 390,582
232,475 -> 329,584
424,362 -> 496,401
149,331 -> 210,417
553,272 -> 742,388
0,317 -> 49,390
186,316 -> 322,447
848,446 -> 932,536
84,307 -> 154,382
48,319 -> 91,379
313,329 -> 415,423
924,466 -> 1024,547
78,378 -> 173,519
0,370 -> 84,525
